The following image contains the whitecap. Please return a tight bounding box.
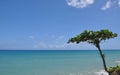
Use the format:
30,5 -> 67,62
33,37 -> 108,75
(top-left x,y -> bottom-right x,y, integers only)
95,70 -> 108,75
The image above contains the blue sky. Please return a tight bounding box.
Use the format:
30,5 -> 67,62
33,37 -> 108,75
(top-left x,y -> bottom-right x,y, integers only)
0,0 -> 120,50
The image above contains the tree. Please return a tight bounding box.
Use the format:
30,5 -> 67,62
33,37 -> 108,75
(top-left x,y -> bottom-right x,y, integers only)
67,29 -> 117,75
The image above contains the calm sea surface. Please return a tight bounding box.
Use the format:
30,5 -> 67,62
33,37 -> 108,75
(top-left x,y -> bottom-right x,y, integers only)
0,50 -> 120,75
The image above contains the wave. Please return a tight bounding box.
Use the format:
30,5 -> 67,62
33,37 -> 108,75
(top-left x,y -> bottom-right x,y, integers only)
115,60 -> 120,64
95,70 -> 108,75
68,70 -> 108,75
61,70 -> 109,75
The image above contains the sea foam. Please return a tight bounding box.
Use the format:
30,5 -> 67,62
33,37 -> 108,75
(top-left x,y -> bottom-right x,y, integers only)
95,70 -> 108,75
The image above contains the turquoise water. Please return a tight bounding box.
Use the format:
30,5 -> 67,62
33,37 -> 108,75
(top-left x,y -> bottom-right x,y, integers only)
0,50 -> 120,75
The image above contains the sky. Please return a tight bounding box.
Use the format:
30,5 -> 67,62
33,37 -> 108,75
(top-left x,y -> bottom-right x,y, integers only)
0,0 -> 120,50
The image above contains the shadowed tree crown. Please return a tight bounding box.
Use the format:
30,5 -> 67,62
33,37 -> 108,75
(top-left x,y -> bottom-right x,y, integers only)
68,29 -> 117,48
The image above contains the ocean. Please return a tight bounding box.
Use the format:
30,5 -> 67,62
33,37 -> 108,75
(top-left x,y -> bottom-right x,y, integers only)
0,50 -> 120,75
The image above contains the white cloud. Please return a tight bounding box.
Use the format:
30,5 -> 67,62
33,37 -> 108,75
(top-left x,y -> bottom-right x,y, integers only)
32,35 -> 96,50
33,41 -> 95,50
101,1 -> 112,10
33,35 -> 66,49
66,0 -> 94,8
34,42 -> 69,49
118,0 -> 120,7
101,0 -> 120,10
66,0 -> 120,10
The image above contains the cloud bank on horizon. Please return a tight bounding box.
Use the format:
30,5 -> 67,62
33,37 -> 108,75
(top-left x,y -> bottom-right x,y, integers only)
66,0 -> 120,10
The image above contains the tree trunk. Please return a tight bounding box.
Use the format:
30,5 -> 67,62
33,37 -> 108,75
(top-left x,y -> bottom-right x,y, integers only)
96,43 -> 110,75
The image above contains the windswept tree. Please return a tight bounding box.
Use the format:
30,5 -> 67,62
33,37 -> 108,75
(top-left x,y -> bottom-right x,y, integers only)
68,29 -> 117,75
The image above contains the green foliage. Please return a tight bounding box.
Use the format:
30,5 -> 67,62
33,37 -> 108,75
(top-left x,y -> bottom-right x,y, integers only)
68,29 -> 117,47
67,29 -> 118,74
108,65 -> 120,73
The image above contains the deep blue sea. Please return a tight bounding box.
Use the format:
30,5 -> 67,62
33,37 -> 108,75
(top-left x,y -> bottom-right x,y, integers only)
0,50 -> 120,75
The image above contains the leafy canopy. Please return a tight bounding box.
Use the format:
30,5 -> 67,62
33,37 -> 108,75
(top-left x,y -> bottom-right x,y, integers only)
68,29 -> 117,47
